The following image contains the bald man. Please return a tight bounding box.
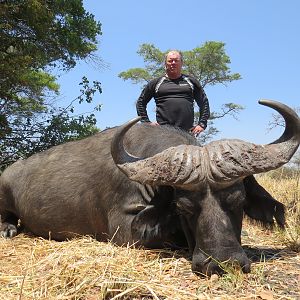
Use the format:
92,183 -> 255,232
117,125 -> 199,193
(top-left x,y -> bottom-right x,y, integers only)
136,50 -> 210,136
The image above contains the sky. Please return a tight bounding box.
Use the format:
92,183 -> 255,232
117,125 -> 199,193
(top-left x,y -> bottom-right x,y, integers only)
57,0 -> 300,144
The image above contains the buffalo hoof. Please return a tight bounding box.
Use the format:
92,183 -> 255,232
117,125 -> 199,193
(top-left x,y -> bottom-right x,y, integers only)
0,222 -> 17,238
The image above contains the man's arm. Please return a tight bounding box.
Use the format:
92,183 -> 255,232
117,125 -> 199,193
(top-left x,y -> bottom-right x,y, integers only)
136,80 -> 157,123
191,78 -> 210,130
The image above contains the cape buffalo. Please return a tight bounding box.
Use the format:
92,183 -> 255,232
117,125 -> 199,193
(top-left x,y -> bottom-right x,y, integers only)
0,100 -> 299,275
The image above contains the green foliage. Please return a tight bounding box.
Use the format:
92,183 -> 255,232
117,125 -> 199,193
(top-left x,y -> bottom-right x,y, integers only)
0,0 -> 102,127
0,78 -> 102,172
118,45 -> 165,84
118,42 -> 241,88
0,0 -> 101,70
0,0 -> 102,171
208,103 -> 244,120
119,68 -> 153,85
119,43 -> 243,142
183,42 -> 241,87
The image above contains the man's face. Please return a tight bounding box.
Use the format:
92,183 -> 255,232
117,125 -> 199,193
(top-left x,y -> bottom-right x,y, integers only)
165,51 -> 182,79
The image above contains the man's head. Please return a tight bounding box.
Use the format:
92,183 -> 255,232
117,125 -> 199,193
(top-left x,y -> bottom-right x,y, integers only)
165,50 -> 183,79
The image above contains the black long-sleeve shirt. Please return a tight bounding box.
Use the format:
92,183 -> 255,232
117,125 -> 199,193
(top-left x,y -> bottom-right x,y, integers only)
136,74 -> 210,131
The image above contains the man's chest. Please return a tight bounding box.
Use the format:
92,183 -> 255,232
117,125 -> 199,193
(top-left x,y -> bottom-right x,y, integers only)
157,80 -> 193,98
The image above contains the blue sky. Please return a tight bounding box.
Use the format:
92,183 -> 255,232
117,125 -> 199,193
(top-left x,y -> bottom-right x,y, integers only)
57,0 -> 300,144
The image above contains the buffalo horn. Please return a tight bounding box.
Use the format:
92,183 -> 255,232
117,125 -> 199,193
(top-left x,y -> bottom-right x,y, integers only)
111,100 -> 300,190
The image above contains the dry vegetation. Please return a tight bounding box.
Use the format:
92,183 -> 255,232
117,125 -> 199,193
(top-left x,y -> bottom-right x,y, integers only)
1,173 -> 299,300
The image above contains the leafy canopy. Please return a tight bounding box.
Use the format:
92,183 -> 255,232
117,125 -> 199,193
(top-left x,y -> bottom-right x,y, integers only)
119,42 -> 241,87
0,0 -> 102,171
0,0 -> 102,110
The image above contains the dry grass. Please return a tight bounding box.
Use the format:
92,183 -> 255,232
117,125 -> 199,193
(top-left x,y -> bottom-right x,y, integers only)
1,174 -> 300,300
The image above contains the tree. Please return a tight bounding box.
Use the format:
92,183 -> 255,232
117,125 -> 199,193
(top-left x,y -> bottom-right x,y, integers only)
0,0 -> 102,171
0,77 -> 102,171
119,43 -> 244,142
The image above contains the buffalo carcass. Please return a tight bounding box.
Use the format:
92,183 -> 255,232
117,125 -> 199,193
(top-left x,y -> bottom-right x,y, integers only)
0,100 -> 299,275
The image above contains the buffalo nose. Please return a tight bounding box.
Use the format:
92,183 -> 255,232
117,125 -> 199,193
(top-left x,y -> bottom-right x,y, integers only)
231,252 -> 251,273
192,252 -> 251,276
192,258 -> 224,276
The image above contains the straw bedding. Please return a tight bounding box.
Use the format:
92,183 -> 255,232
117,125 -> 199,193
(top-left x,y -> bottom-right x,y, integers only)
1,175 -> 299,299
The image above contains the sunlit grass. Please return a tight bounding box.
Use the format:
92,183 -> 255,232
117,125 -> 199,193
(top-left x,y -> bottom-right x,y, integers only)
257,172 -> 300,250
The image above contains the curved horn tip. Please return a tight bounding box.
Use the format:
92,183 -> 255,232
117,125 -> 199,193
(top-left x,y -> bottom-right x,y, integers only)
110,116 -> 142,165
258,99 -> 296,110
113,116 -> 142,143
117,116 -> 142,134
258,99 -> 279,107
124,116 -> 142,127
257,99 -> 299,118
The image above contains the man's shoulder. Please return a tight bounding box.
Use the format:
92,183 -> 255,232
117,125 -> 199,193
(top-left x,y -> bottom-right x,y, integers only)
182,74 -> 202,88
148,76 -> 166,84
145,76 -> 167,93
182,74 -> 197,82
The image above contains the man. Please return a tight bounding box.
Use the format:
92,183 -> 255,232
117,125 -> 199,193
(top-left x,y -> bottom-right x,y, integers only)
136,50 -> 210,136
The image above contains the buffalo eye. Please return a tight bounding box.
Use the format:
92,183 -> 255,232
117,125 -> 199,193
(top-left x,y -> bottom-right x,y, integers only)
176,196 -> 197,216
219,187 -> 246,211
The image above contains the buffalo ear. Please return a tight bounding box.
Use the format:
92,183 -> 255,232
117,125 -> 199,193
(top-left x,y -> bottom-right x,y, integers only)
243,176 -> 285,228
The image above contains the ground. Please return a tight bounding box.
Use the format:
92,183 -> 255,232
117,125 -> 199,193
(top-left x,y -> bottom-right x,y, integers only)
0,175 -> 299,299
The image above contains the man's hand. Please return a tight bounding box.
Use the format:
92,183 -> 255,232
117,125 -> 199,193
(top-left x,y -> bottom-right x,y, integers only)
149,122 -> 159,126
191,125 -> 204,136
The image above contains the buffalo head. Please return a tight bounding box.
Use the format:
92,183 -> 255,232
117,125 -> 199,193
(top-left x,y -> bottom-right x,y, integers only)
111,100 -> 300,275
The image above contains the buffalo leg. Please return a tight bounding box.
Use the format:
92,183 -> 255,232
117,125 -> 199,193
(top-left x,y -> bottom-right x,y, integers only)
0,213 -> 18,238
